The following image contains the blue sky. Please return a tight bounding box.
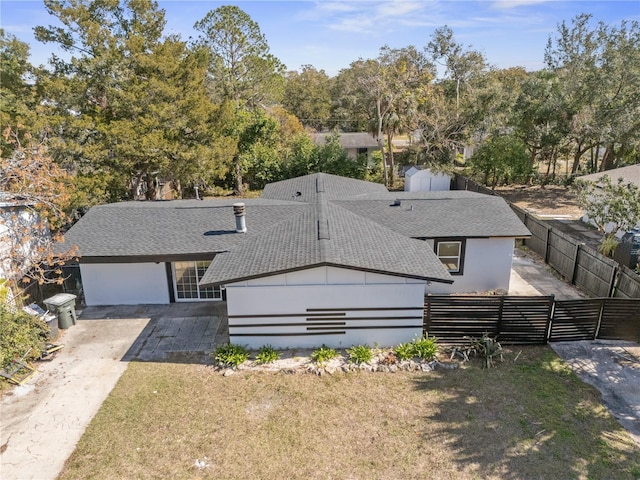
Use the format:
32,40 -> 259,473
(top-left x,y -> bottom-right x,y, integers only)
1,1 -> 638,76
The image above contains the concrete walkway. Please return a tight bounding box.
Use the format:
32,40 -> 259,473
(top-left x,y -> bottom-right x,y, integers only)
0,303 -> 228,480
509,249 -> 585,299
81,302 -> 228,363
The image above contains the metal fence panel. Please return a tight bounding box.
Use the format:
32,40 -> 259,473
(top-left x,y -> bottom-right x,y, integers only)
598,299 -> 640,342
499,296 -> 554,344
424,296 -> 502,344
549,299 -> 603,342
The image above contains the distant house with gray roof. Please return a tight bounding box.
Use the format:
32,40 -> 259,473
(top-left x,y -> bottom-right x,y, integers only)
62,173 -> 530,348
311,132 -> 380,161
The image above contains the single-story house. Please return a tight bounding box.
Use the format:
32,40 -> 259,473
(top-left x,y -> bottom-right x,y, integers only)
577,163 -> 640,235
404,167 -> 451,192
311,132 -> 380,161
62,173 -> 530,348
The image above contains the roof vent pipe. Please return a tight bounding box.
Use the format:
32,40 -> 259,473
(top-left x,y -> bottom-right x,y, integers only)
233,203 -> 246,233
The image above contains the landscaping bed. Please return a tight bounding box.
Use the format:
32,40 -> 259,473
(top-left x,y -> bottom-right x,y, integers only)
58,345 -> 640,480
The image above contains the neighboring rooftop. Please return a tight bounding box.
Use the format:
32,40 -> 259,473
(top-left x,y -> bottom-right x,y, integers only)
311,132 -> 380,150
577,163 -> 640,188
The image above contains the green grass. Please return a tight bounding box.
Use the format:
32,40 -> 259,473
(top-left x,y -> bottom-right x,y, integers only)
58,346 -> 640,480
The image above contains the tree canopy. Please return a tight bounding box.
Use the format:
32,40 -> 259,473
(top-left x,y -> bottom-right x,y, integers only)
35,0 -> 219,203
3,5 -> 635,208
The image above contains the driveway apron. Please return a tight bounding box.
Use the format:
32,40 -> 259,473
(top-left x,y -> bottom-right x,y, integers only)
551,340 -> 640,447
0,302 -> 228,480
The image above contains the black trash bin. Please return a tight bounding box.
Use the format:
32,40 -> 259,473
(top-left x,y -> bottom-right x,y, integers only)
44,293 -> 78,330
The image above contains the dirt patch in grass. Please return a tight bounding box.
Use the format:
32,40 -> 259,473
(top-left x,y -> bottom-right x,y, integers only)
494,184 -> 583,219
58,346 -> 640,480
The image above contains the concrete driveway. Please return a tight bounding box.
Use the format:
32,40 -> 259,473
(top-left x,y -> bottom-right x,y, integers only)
510,251 -> 639,446
550,340 -> 640,446
0,317 -> 148,480
0,303 -> 227,480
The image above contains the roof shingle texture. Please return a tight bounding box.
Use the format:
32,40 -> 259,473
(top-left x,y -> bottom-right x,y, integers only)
63,172 -> 529,285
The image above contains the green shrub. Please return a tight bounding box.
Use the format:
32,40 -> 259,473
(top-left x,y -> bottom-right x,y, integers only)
212,343 -> 249,368
255,345 -> 280,364
346,344 -> 372,364
411,335 -> 438,360
311,345 -> 338,364
470,333 -> 503,368
0,304 -> 49,370
598,235 -> 618,258
394,342 -> 414,361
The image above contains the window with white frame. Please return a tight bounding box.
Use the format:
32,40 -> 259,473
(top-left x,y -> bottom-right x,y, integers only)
173,261 -> 221,301
435,240 -> 465,275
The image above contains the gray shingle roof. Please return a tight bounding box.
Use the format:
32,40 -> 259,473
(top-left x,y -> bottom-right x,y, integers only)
62,173 -> 529,285
261,172 -> 387,203
334,193 -> 531,238
201,199 -> 453,286
311,132 -> 380,149
60,199 -> 308,259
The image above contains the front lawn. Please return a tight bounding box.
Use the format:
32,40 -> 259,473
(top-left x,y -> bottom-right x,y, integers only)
59,346 -> 640,479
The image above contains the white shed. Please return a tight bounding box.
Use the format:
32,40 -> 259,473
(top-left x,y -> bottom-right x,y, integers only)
404,167 -> 451,192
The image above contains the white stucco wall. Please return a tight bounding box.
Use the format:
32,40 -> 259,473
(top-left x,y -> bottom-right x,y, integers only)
426,238 -> 515,294
81,262 -> 170,306
226,266 -> 426,349
0,206 -> 49,281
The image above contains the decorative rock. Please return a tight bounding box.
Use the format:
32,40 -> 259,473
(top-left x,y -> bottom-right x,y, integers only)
214,348 -> 462,377
434,361 -> 459,370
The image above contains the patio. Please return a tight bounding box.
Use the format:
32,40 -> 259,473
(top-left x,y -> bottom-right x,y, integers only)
79,302 -> 229,363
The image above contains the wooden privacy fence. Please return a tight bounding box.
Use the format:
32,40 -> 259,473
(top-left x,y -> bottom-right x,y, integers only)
424,295 -> 640,345
453,173 -> 640,299
511,204 -> 622,297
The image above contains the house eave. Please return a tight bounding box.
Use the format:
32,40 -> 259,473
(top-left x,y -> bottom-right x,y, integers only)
77,252 -> 224,264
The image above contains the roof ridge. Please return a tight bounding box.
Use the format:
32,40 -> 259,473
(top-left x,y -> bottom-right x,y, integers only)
316,183 -> 331,262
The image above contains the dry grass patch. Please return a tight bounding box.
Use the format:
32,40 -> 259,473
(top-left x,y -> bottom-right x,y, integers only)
59,346 -> 640,480
495,184 -> 583,218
